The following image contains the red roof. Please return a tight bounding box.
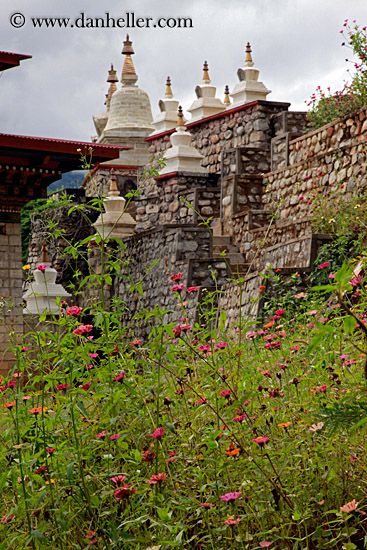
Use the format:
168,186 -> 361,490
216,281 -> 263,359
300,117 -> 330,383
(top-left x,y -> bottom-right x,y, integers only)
0,133 -> 130,182
0,51 -> 32,72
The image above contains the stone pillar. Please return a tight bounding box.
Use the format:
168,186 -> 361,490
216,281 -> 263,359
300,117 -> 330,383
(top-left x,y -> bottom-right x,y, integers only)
0,218 -> 23,376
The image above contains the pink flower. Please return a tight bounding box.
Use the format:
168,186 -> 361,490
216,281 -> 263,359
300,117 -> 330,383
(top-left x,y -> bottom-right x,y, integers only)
216,342 -> 228,350
36,264 -> 47,272
146,473 -> 167,485
171,284 -> 185,292
148,427 -> 164,439
89,353 -> 98,358
196,398 -> 208,405
201,502 -> 214,508
350,274 -> 363,287
1,513 -> 15,524
220,389 -> 231,398
170,272 -> 183,281
187,286 -> 199,292
81,382 -> 91,391
340,499 -> 358,513
252,436 -> 269,446
73,324 -> 93,336
198,344 -> 211,352
111,475 -> 126,484
233,414 -> 246,422
329,273 -> 336,279
173,325 -> 182,338
130,339 -> 142,346
114,485 -> 135,500
57,383 -> 70,391
113,371 -> 125,383
220,491 -> 242,502
46,448 -> 56,454
260,543 -> 272,548
275,309 -> 285,316
318,261 -> 330,269
223,517 -> 241,525
110,434 -> 121,440
66,306 -> 82,316
96,431 -> 108,439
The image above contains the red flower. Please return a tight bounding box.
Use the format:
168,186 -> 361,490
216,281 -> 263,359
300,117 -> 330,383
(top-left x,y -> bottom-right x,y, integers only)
111,475 -> 126,484
170,272 -> 183,281
187,286 -> 199,292
148,427 -> 164,439
46,448 -> 56,454
113,371 -> 125,383
318,261 -> 330,269
130,339 -> 142,346
114,484 -> 135,500
1,401 -> 16,409
141,449 -> 156,462
146,473 -> 167,484
96,431 -> 108,439
66,306 -> 82,316
171,284 -> 185,292
73,324 -> 93,336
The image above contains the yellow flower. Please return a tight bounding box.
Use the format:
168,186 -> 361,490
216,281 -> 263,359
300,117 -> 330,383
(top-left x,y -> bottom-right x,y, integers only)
45,479 -> 56,485
22,265 -> 31,271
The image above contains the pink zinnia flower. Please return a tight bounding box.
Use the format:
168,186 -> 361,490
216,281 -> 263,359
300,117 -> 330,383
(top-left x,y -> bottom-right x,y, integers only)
220,491 -> 242,502
66,306 -> 82,316
73,324 -> 93,336
171,284 -> 185,292
89,353 -> 98,358
201,502 -> 214,508
216,342 -> 228,349
96,431 -> 107,439
45,448 -> 56,453
146,473 -> 167,484
170,272 -> 183,281
113,371 -> 125,383
259,543 -> 272,547
219,389 -> 231,398
114,485 -> 135,500
196,398 -> 208,405
187,286 -> 199,292
57,383 -> 70,391
148,427 -> 164,439
1,513 -> 15,524
318,261 -> 329,269
252,436 -> 269,446
111,475 -> 126,484
130,339 -> 142,346
36,264 -> 47,272
81,382 -> 91,391
223,517 -> 241,525
110,434 -> 121,440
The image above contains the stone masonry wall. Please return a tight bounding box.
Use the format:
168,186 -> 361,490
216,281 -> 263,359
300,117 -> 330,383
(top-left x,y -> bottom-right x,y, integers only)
263,107 -> 367,222
146,100 -> 291,174
0,221 -> 23,376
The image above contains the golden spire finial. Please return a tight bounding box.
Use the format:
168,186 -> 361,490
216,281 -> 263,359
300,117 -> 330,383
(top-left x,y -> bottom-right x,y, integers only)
245,42 -> 254,66
165,76 -> 173,98
177,105 -> 185,127
106,63 -> 118,110
121,35 -> 138,85
109,168 -> 119,196
41,238 -> 50,263
224,85 -> 231,106
202,60 -> 211,84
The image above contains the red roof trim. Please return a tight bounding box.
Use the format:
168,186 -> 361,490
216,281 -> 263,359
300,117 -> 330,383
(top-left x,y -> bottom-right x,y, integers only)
145,129 -> 175,142
0,133 -> 131,156
0,51 -> 32,71
154,171 -> 178,181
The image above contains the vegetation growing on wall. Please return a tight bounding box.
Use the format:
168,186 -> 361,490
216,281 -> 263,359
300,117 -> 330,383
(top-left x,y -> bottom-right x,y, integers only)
307,21 -> 367,129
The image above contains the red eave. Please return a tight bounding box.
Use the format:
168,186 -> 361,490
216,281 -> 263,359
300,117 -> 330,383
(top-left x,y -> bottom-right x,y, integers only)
0,133 -> 131,157
0,51 -> 32,71
154,171 -> 178,181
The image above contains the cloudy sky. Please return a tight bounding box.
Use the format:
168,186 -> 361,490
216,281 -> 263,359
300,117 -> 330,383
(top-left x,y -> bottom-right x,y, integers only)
0,0 -> 366,142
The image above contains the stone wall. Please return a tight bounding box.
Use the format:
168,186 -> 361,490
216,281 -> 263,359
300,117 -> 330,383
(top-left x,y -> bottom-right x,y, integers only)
94,225 -> 229,337
0,220 -> 23,376
263,107 -> 367,222
146,100 -> 291,174
135,172 -> 219,232
218,271 -> 264,330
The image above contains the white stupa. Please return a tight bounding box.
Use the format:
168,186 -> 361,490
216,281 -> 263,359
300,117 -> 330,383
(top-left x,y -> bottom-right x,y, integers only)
159,106 -> 206,175
93,170 -> 136,239
187,61 -> 225,122
150,77 -> 185,135
23,241 -> 71,315
230,43 -> 271,107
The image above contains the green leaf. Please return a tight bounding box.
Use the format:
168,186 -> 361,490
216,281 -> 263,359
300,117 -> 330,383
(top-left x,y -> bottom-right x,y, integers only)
0,471 -> 8,492
305,334 -> 324,355
165,422 -> 176,434
31,529 -> 45,541
66,461 -> 75,483
343,315 -> 357,334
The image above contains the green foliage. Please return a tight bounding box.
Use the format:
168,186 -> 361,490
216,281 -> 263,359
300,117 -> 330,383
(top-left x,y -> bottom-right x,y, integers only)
20,197 -> 60,264
307,21 -> 367,129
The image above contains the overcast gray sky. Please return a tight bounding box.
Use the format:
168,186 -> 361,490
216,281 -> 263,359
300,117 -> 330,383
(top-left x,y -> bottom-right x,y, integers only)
0,0 -> 366,141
